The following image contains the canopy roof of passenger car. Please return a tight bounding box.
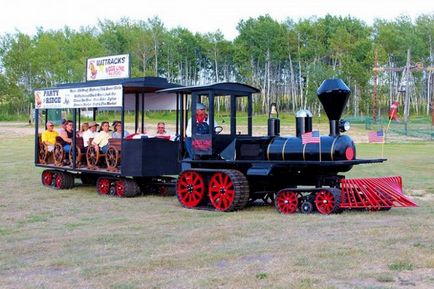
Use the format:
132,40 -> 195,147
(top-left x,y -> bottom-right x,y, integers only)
56,76 -> 181,93
157,82 -> 260,95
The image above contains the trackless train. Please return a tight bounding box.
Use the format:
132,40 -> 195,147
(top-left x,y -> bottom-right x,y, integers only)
35,77 -> 416,214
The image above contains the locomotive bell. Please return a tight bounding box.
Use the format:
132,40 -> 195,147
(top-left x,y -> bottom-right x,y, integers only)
317,79 -> 351,136
268,103 -> 280,137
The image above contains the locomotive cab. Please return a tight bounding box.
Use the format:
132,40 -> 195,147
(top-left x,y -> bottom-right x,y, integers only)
158,82 -> 261,162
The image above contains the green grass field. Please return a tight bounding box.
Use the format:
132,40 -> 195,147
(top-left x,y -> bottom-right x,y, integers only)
0,129 -> 433,289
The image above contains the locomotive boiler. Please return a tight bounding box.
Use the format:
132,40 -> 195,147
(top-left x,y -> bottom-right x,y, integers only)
267,78 -> 355,173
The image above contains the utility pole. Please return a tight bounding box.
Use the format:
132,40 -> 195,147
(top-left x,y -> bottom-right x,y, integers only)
373,49 -> 378,123
432,73 -> 434,126
403,49 -> 412,135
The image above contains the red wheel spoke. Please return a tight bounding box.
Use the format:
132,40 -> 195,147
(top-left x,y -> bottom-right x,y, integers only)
178,188 -> 188,194
221,197 -> 229,209
222,174 -> 231,188
209,192 -> 218,202
225,189 -> 234,197
212,173 -> 221,185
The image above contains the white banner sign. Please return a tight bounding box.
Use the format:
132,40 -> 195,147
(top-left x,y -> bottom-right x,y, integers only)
34,85 -> 123,109
86,54 -> 130,81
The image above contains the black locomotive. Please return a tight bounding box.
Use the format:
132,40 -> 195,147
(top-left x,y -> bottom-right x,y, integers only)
161,78 -> 415,214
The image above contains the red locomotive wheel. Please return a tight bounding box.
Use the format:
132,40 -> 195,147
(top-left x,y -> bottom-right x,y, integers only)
208,172 -> 236,211
176,171 -> 205,208
315,190 -> 336,214
114,180 -> 125,197
41,170 -> 53,186
97,178 -> 111,195
275,190 -> 298,214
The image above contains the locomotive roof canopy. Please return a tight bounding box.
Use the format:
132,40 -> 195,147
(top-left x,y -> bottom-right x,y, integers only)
157,82 -> 260,95
55,76 -> 181,94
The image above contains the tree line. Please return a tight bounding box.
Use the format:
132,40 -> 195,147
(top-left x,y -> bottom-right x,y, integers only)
0,14 -> 433,118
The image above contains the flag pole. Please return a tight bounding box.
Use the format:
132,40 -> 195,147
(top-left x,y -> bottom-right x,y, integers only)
382,117 -> 392,158
319,135 -> 321,162
385,117 -> 392,134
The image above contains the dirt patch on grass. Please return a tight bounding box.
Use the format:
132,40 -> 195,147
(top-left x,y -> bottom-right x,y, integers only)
0,122 -> 35,138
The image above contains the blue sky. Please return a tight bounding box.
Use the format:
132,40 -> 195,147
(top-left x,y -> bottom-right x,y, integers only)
2,0 -> 432,39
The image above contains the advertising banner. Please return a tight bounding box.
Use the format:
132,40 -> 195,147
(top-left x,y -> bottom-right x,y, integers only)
34,85 -> 123,109
86,54 -> 130,81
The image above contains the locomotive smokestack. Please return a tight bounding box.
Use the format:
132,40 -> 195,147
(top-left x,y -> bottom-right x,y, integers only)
317,79 -> 351,136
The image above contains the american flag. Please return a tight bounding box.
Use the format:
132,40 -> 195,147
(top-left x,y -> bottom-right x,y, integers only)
302,131 -> 320,144
368,130 -> 384,143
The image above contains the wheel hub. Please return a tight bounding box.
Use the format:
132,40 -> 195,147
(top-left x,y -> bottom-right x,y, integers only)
187,184 -> 193,193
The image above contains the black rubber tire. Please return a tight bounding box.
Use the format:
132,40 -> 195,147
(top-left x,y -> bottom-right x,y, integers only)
330,188 -> 343,213
123,179 -> 141,197
64,172 -> 75,189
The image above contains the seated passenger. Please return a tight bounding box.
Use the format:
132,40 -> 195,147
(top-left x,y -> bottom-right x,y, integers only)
155,122 -> 170,139
57,118 -> 67,135
41,121 -> 58,152
83,121 -> 99,148
112,120 -> 129,139
59,120 -> 73,153
78,122 -> 89,137
92,121 -> 111,153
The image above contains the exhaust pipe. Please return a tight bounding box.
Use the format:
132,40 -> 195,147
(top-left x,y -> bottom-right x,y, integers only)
317,79 -> 351,136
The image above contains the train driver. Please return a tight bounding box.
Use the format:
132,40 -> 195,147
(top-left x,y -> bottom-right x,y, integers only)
185,103 -> 217,158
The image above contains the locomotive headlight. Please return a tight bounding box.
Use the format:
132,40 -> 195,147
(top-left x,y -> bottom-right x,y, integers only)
339,119 -> 351,133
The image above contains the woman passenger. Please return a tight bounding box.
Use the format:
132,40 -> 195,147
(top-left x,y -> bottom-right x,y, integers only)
112,121 -> 129,139
92,121 -> 111,153
78,122 -> 89,137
